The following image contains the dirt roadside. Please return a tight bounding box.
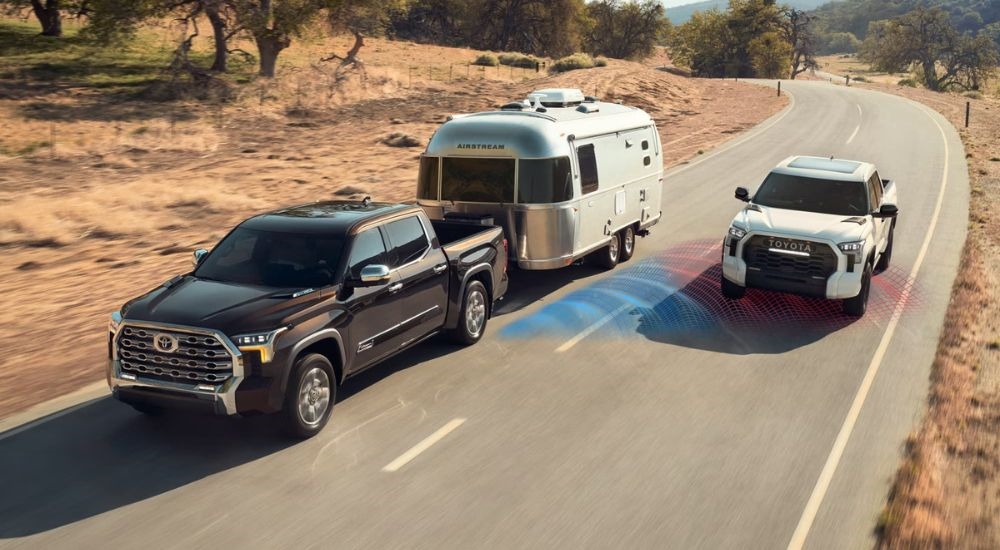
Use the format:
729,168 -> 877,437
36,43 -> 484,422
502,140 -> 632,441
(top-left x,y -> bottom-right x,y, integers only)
815,77 -> 1000,548
0,38 -> 787,420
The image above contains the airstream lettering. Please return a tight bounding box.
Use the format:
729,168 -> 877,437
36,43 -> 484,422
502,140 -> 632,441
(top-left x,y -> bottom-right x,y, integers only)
416,88 -> 664,270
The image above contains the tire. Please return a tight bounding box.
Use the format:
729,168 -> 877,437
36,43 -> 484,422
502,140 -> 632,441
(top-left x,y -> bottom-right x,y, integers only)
875,224 -> 894,273
619,226 -> 636,262
593,235 -> 620,270
450,280 -> 489,345
721,274 -> 746,299
282,353 -> 336,439
843,262 -> 872,317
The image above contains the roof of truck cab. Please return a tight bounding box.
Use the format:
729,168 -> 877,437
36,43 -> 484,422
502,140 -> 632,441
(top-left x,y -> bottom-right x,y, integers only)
426,102 -> 656,158
240,201 -> 418,235
770,155 -> 876,182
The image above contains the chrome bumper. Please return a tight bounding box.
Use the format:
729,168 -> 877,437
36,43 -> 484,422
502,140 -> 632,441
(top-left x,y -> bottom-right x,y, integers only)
107,321 -> 246,416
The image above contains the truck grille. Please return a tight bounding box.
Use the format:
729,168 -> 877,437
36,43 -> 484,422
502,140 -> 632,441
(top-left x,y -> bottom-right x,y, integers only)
117,325 -> 236,384
743,236 -> 837,281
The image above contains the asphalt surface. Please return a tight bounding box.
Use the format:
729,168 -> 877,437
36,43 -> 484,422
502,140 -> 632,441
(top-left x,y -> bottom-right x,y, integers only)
0,80 -> 968,549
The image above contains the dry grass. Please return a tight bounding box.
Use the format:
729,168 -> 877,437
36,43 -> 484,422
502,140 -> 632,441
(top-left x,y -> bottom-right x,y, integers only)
842,79 -> 1000,548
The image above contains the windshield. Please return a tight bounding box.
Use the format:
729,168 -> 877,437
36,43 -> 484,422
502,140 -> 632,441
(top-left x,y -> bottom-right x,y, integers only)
518,157 -> 573,203
442,157 -> 515,203
753,173 -> 869,216
194,227 -> 343,288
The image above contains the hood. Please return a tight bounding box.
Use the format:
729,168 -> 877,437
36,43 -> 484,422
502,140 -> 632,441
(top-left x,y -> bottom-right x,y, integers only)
734,204 -> 869,243
122,276 -> 327,334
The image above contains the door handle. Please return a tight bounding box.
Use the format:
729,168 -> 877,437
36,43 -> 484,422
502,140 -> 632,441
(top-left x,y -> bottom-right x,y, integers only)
433,263 -> 447,274
388,283 -> 403,294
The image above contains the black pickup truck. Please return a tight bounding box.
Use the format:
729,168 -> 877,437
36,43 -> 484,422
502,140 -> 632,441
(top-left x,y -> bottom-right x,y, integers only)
107,200 -> 508,438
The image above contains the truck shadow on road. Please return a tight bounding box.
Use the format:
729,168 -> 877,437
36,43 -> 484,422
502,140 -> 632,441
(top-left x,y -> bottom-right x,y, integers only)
0,341 -> 459,538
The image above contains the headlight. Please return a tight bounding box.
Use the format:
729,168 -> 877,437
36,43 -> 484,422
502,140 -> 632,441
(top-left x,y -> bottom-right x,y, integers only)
838,240 -> 866,262
233,327 -> 287,363
728,225 -> 747,239
109,310 -> 123,334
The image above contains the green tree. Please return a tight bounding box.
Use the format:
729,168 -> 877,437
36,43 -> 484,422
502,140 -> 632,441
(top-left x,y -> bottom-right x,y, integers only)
0,0 -> 78,36
669,9 -> 732,77
859,7 -> 1000,91
469,0 -> 585,57
233,0 -> 324,77
749,30 -> 792,78
325,0 -> 407,66
585,0 -> 667,60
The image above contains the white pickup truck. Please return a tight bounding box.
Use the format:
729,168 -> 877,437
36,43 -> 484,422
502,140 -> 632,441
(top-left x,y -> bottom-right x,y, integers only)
721,156 -> 898,316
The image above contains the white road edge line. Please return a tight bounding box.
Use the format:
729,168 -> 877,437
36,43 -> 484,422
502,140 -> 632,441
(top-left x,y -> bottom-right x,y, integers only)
786,101 -> 953,550
555,304 -> 631,353
382,418 -> 466,472
667,84 -> 796,178
846,105 -> 862,144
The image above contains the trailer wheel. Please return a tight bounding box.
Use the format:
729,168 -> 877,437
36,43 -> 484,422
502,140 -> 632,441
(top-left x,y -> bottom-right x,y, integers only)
593,236 -> 620,270
619,226 -> 636,262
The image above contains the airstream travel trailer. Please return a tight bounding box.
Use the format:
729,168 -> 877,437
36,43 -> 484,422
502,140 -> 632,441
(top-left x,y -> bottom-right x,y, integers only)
416,88 -> 663,270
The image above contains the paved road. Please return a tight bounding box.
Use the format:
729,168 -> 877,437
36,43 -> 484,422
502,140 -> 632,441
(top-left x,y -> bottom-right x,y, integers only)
0,81 -> 968,549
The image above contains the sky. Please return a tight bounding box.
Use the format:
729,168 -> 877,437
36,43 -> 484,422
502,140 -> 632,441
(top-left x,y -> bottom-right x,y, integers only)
661,0 -> 704,6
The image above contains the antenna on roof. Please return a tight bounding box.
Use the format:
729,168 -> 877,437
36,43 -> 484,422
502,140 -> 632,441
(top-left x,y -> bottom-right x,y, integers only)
362,196 -> 372,206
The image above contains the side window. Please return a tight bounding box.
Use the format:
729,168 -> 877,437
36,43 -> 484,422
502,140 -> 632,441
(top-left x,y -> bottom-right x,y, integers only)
577,144 -> 599,194
867,173 -> 882,211
347,228 -> 387,278
385,216 -> 430,268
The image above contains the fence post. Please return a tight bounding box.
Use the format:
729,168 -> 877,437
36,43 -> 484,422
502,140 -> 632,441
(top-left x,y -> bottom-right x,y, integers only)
777,81 -> 781,97
966,101 -> 970,128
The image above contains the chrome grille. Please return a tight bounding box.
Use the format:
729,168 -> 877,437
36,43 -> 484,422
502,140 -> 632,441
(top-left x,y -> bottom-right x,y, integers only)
743,236 -> 837,281
117,325 -> 236,384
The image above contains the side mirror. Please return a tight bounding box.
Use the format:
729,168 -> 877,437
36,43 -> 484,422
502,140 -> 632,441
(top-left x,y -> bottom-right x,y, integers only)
193,248 -> 209,267
876,204 -> 898,218
735,187 -> 750,202
358,264 -> 391,286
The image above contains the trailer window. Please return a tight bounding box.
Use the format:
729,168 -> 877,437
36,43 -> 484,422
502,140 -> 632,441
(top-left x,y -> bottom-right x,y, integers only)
417,156 -> 439,200
518,157 -> 573,203
577,144 -> 599,194
441,158 -> 515,203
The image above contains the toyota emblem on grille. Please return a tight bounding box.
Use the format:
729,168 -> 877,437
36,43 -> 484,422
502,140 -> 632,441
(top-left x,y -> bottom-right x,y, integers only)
153,333 -> 179,353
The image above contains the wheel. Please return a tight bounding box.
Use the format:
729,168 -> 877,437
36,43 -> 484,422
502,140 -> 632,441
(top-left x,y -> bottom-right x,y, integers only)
619,226 -> 636,262
130,403 -> 164,416
843,262 -> 872,317
282,353 -> 336,439
593,235 -> 620,270
450,280 -> 489,345
875,224 -> 894,272
721,274 -> 746,299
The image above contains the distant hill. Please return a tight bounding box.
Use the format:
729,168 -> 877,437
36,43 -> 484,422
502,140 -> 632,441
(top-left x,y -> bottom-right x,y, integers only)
811,0 -> 1000,39
665,0 -> 832,24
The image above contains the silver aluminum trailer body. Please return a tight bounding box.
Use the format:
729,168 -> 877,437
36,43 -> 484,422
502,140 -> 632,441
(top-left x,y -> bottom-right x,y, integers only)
416,89 -> 664,270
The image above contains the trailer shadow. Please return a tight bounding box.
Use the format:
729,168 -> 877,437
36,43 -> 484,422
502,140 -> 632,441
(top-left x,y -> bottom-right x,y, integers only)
0,340 -> 457,538
493,261 -> 608,316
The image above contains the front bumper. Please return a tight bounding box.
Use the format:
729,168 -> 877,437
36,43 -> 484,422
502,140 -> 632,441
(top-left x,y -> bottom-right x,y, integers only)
721,235 -> 864,300
108,357 -> 243,415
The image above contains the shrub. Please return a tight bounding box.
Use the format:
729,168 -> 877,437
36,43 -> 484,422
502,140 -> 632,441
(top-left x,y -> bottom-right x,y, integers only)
594,56 -> 609,67
851,75 -> 868,82
963,91 -> 983,99
472,54 -> 499,67
550,53 -> 596,73
498,53 -> 538,69
897,78 -> 917,87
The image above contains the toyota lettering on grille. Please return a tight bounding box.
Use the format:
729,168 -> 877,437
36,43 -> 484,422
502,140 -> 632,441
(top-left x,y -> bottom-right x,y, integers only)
766,238 -> 813,253
153,333 -> 179,353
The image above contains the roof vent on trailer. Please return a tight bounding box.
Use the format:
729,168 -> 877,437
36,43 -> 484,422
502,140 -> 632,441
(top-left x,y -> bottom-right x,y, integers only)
527,88 -> 586,108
